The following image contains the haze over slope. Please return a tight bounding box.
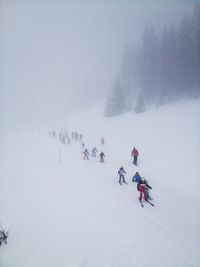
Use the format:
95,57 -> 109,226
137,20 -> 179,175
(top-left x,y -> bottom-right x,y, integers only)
0,100 -> 200,267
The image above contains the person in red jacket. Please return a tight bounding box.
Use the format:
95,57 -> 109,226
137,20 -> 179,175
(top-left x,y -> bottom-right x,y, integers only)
137,178 -> 152,203
131,147 -> 139,165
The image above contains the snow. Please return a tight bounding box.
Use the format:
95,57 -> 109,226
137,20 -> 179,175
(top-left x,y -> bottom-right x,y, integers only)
0,100 -> 200,267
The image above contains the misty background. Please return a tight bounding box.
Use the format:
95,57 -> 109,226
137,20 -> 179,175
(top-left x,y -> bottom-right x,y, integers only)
0,0 -> 198,130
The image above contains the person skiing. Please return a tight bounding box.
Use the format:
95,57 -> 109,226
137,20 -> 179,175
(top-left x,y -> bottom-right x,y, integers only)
81,143 -> 85,151
59,129 -> 63,142
52,130 -> 56,139
75,132 -> 78,141
83,148 -> 90,160
0,230 -> 8,245
145,179 -> 153,201
132,171 -> 141,183
61,135 -> 66,145
118,166 -> 128,185
99,151 -> 105,162
92,147 -> 98,157
80,134 -> 83,142
137,177 -> 153,206
131,147 -> 139,165
101,137 -> 105,146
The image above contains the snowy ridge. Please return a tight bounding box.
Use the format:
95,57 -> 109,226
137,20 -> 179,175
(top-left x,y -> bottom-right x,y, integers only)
0,100 -> 200,267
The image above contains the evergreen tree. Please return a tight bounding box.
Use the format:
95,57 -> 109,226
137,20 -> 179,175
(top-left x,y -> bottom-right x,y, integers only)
134,92 -> 146,113
105,5 -> 200,117
139,25 -> 158,102
104,77 -> 127,117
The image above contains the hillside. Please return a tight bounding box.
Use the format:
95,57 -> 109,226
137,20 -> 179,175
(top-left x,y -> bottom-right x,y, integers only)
0,100 -> 200,267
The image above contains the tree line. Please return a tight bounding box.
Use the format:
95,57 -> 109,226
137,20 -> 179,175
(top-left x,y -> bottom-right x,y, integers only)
105,5 -> 200,116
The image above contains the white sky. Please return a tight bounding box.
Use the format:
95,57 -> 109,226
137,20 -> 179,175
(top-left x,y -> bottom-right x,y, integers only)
0,0 -> 195,128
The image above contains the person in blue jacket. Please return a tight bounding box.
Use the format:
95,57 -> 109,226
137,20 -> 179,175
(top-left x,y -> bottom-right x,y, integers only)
92,147 -> 98,157
132,171 -> 141,183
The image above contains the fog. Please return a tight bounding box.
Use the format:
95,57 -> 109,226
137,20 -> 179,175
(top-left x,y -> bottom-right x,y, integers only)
0,0 -> 195,129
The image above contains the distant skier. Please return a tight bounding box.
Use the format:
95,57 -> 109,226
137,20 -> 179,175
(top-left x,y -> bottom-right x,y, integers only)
75,132 -> 78,141
99,151 -> 105,162
92,147 -> 98,158
52,130 -> 56,139
132,171 -> 141,183
137,177 -> 153,205
83,148 -> 90,160
0,230 -> 8,246
131,147 -> 139,165
61,135 -> 66,145
101,137 -> 105,146
67,138 -> 71,145
59,129 -> 63,142
80,134 -> 83,142
81,143 -> 85,151
118,166 -> 128,185
64,130 -> 68,139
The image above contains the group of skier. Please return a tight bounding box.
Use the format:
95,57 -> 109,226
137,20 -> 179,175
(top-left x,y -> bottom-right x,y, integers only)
82,140 -> 105,163
118,167 -> 154,207
118,147 -> 154,207
50,128 -> 84,146
50,129 -> 153,207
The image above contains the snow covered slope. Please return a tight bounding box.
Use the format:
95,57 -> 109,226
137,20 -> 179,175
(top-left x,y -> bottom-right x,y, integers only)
0,100 -> 200,267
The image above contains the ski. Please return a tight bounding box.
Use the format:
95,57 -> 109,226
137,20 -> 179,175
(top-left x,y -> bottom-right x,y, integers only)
140,201 -> 144,207
147,200 -> 154,206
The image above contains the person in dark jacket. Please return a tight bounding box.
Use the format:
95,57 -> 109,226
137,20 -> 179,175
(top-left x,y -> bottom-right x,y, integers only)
101,137 -> 105,146
132,171 -> 141,183
83,149 -> 90,160
137,178 -> 152,202
118,167 -> 128,185
100,152 -> 105,162
0,230 -> 8,245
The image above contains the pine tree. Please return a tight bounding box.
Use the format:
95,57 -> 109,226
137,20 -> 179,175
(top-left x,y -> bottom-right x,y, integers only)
134,92 -> 146,113
104,77 -> 127,117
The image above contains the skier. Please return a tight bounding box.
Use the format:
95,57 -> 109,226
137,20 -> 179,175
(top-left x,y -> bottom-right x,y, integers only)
99,151 -> 105,162
59,129 -> 63,142
83,148 -> 90,160
131,147 -> 139,165
67,138 -> 71,145
92,147 -> 98,157
137,177 -> 153,206
52,130 -> 56,139
64,130 -> 68,139
144,179 -> 153,200
118,166 -> 128,185
132,171 -> 141,183
0,230 -> 8,246
75,132 -> 78,141
101,137 -> 105,146
81,143 -> 85,151
80,134 -> 83,142
61,135 -> 66,145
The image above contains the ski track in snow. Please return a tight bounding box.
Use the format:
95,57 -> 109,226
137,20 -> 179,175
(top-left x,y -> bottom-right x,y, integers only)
0,100 -> 200,267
